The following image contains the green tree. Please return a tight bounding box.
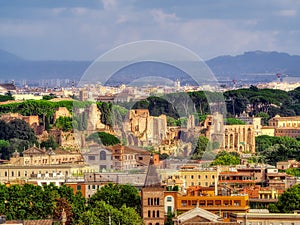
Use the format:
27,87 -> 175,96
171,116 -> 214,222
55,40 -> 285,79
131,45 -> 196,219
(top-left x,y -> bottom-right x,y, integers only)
40,136 -> 59,150
256,135 -> 300,165
77,210 -> 102,225
7,119 -> 36,143
86,132 -> 120,146
54,116 -> 73,132
0,92 -> 14,102
285,168 -> 300,177
270,184 -> 300,213
255,112 -> 270,125
165,212 -> 175,225
88,183 -> 141,214
191,136 -> 209,160
224,118 -> 245,125
42,94 -> 57,100
211,151 -> 240,166
0,139 -> 10,159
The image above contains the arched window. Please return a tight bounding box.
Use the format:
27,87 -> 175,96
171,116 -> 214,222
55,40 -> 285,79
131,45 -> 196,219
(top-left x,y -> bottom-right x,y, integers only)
157,210 -> 160,217
155,223 -> 160,225
149,223 -> 153,225
100,150 -> 106,160
148,198 -> 151,205
152,210 -> 155,218
148,210 -> 151,217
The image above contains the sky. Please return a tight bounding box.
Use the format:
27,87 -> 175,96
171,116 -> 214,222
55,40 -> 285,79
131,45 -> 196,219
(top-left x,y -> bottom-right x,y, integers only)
0,0 -> 300,61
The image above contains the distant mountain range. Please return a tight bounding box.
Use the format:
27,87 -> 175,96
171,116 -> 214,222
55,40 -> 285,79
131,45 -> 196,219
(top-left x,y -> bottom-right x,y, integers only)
0,49 -> 299,85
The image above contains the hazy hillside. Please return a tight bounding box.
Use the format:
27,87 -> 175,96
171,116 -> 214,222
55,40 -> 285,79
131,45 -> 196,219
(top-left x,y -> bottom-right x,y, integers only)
206,50 -> 300,82
0,49 -> 299,84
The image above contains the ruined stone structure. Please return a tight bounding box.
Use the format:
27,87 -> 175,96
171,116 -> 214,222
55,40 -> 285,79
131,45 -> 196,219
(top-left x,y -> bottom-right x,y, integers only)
0,113 -> 42,134
204,112 -> 224,145
204,113 -> 255,153
49,129 -> 80,150
86,103 -> 105,132
222,125 -> 255,153
54,107 -> 71,122
126,109 -> 167,146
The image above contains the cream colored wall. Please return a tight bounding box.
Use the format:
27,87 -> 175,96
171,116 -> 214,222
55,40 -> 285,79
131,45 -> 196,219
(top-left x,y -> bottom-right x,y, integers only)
179,170 -> 218,188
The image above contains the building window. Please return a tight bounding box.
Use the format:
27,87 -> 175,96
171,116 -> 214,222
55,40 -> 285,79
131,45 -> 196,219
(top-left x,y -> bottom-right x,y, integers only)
88,156 -> 95,160
100,151 -> 106,160
77,185 -> 81,191
167,196 -> 172,202
152,211 -> 155,218
167,206 -> 172,213
191,175 -> 194,179
148,210 -> 151,217
4,171 -> 7,177
156,210 -> 159,217
154,198 -> 159,205
198,175 -> 201,179
11,171 -> 14,177
100,165 -> 107,170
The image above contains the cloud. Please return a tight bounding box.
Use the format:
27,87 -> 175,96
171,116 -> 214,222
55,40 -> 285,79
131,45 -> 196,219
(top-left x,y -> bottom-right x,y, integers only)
52,8 -> 67,15
277,9 -> 297,17
150,9 -> 179,24
71,7 -> 89,16
1,0 -> 300,60
102,0 -> 118,11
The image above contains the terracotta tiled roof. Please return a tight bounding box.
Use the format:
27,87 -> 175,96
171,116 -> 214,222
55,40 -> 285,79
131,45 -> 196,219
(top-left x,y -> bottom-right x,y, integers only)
23,146 -> 46,155
23,219 -> 53,225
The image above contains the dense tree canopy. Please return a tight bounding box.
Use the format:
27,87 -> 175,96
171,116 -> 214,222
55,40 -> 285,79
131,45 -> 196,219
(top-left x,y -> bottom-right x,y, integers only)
86,132 -> 120,146
0,92 -> 14,102
224,118 -> 245,125
79,183 -> 143,225
211,151 -> 241,166
269,184 -> 300,213
0,183 -> 85,224
54,116 -> 73,132
255,135 -> 300,165
0,119 -> 37,159
88,183 -> 141,213
0,183 -> 143,224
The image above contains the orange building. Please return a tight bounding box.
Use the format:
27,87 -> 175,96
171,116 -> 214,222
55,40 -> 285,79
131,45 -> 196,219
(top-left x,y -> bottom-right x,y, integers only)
165,186 -> 249,222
